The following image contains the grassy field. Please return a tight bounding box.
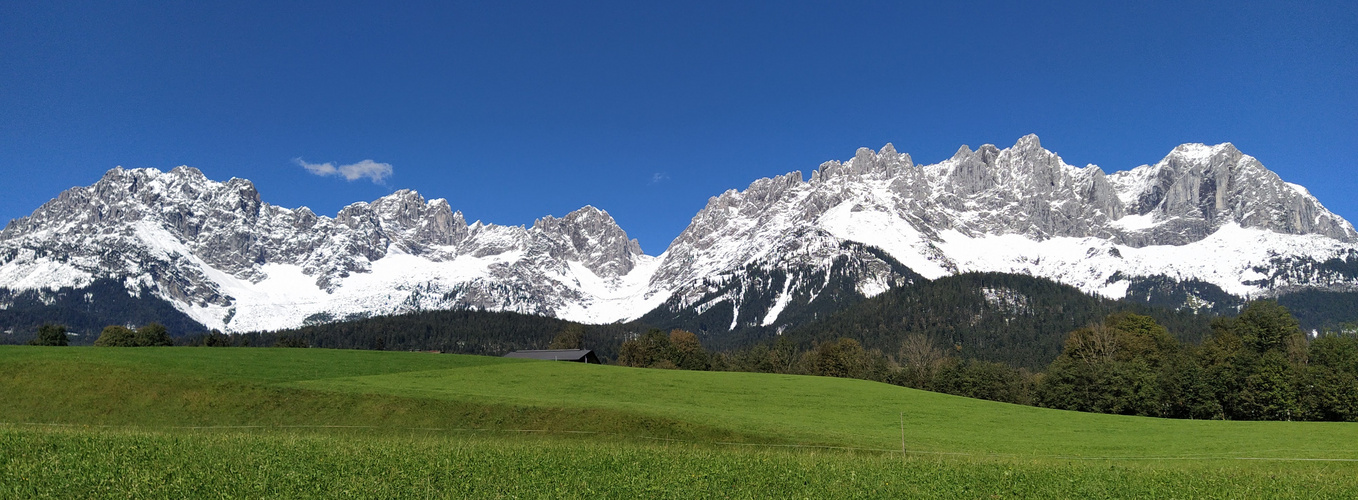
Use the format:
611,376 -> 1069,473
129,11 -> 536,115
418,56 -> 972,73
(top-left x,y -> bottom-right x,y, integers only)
1,346 -> 1356,498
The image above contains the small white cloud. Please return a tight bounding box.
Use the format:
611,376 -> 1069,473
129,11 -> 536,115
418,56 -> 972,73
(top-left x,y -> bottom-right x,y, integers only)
650,172 -> 670,184
296,158 -> 336,176
295,158 -> 393,184
337,159 -> 394,183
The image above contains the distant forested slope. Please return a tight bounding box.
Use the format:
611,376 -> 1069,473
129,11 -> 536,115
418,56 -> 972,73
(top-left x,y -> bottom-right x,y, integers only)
0,279 -> 207,344
780,273 -> 1213,370
223,309 -> 648,361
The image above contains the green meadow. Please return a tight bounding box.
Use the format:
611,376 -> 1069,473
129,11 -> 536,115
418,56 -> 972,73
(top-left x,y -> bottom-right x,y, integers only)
1,346 -> 1355,498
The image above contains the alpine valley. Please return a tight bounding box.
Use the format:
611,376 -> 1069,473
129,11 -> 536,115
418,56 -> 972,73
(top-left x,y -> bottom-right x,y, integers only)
3,135 -> 1357,340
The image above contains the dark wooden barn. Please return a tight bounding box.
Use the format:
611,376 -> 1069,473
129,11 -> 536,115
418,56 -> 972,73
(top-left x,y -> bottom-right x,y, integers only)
503,349 -> 601,364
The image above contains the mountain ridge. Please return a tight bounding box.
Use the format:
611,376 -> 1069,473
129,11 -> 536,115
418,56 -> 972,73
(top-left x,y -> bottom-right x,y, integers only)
2,135 -> 1355,334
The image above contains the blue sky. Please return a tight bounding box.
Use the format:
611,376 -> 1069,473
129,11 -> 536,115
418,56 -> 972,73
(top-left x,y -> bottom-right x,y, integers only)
2,1 -> 1354,254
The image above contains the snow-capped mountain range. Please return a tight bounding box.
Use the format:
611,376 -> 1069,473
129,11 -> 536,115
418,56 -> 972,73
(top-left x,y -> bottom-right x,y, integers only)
2,135 -> 1355,333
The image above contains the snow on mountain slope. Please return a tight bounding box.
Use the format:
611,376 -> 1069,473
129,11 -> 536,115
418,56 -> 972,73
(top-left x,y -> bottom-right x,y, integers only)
645,135 -> 1358,331
2,135 -> 1355,335
933,224 -> 1354,299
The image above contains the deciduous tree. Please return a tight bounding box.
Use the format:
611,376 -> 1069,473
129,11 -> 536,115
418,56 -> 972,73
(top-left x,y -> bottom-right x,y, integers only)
134,323 -> 173,347
94,325 -> 137,347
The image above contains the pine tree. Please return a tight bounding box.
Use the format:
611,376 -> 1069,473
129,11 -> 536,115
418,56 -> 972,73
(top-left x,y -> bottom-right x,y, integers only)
27,323 -> 69,346
549,324 -> 586,349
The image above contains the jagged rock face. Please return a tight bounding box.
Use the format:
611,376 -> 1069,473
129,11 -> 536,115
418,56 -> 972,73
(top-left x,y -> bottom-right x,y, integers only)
0,166 -> 650,331
1,135 -> 1355,335
1109,144 -> 1356,245
531,207 -> 644,277
926,136 -> 1128,241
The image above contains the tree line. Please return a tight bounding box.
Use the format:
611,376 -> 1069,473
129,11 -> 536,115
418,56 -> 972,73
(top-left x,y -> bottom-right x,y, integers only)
1037,301 -> 1358,421
615,300 -> 1358,421
612,326 -> 1033,406
24,322 -> 173,347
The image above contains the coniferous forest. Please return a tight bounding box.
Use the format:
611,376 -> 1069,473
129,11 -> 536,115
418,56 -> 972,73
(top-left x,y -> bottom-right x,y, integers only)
182,310 -> 641,361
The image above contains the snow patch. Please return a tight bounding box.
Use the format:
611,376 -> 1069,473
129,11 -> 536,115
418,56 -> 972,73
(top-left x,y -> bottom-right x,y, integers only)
762,277 -> 794,326
1172,143 -> 1228,163
1285,182 -> 1311,198
0,258 -> 93,291
819,201 -> 951,279
1111,213 -> 1158,231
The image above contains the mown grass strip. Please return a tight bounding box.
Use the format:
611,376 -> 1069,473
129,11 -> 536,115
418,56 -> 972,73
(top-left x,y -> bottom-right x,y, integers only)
3,426 -> 1356,499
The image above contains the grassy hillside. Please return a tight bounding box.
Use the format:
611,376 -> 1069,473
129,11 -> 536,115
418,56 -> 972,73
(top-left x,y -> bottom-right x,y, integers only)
293,358 -> 1358,459
2,346 -> 1356,497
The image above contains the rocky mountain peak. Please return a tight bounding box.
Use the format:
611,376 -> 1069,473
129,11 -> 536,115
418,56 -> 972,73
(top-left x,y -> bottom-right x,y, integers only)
1013,133 -> 1043,151
1108,143 -> 1356,244
371,189 -> 435,227
811,144 -> 912,184
217,178 -> 263,218
1166,142 -> 1239,165
368,189 -> 469,251
531,205 -> 644,278
168,165 -> 209,180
